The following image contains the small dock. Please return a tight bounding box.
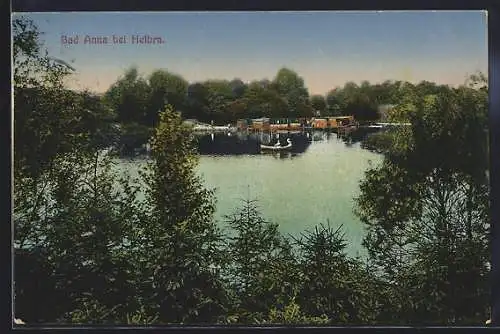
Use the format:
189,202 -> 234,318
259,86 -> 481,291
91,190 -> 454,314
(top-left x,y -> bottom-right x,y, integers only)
359,122 -> 411,129
185,117 -> 409,135
184,119 -> 236,133
236,116 -> 359,132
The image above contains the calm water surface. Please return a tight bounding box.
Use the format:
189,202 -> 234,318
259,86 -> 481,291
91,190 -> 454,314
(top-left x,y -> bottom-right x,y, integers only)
116,130 -> 383,257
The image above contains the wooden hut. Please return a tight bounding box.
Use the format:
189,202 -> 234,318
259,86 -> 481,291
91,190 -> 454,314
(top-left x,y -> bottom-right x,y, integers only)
327,116 -> 355,128
251,117 -> 271,131
312,118 -> 328,129
270,123 -> 288,130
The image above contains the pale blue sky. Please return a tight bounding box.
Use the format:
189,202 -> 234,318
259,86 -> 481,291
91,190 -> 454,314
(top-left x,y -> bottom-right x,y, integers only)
12,11 -> 488,95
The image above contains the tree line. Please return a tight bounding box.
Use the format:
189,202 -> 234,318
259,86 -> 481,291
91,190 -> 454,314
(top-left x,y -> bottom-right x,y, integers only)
103,64 -> 460,128
13,16 -> 490,326
95,62 -> 463,155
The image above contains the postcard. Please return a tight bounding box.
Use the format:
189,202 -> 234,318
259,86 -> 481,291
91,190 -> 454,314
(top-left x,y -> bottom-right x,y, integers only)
12,11 -> 490,326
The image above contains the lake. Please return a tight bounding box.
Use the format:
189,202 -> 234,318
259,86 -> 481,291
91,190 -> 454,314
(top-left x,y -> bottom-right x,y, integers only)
115,129 -> 383,258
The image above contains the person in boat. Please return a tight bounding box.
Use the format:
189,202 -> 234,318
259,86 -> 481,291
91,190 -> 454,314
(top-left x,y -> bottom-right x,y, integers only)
261,138 -> 292,150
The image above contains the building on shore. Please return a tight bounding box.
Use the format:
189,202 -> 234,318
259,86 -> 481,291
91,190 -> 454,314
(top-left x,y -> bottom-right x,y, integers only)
268,118 -> 309,130
312,118 -> 328,129
311,116 -> 355,129
329,116 -> 355,128
251,117 -> 271,131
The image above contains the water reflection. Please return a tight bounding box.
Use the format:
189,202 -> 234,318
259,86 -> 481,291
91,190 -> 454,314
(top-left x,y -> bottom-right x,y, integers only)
119,127 -> 383,159
196,131 -> 313,157
344,127 -> 379,144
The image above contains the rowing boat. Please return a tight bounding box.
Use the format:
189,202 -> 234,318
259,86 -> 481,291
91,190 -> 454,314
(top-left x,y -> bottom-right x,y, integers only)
261,138 -> 292,151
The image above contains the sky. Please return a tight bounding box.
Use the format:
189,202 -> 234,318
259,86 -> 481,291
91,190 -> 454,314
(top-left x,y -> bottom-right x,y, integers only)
12,11 -> 488,95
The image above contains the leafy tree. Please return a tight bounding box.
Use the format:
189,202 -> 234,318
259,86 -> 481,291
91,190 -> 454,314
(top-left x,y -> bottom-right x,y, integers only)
310,95 -> 327,116
229,78 -> 247,98
73,90 -> 119,150
118,122 -> 152,156
14,87 -> 84,177
103,67 -> 152,124
325,82 -> 380,120
225,99 -> 249,121
185,82 -> 210,122
355,79 -> 490,325
12,16 -> 97,179
361,130 -> 395,154
273,68 -> 306,96
272,68 -> 311,117
415,80 -> 439,97
338,82 -> 378,121
147,70 -> 188,126
243,82 -> 288,119
14,17 -> 148,324
12,15 -> 74,89
204,80 -> 234,124
14,139 -> 144,323
326,89 -> 346,116
370,81 -> 394,106
260,298 -> 330,325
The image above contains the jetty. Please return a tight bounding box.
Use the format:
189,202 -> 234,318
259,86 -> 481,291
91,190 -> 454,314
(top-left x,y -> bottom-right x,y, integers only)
236,116 -> 358,132
359,122 -> 411,129
184,119 -> 236,133
184,116 -> 410,136
374,122 -> 411,127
